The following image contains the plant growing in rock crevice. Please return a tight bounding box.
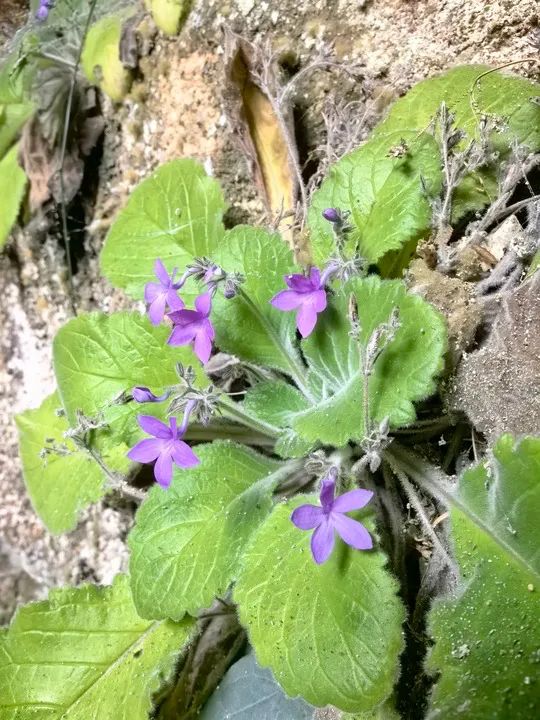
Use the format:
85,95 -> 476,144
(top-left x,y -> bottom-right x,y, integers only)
7,59 -> 540,720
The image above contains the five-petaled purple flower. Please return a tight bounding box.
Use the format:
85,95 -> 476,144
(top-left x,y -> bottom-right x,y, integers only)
127,414 -> 199,488
167,292 -> 215,364
270,267 -> 327,338
145,259 -> 185,326
291,469 -> 373,564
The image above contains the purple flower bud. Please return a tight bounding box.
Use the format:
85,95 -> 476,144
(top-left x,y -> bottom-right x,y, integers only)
322,208 -> 341,223
36,5 -> 50,21
132,386 -> 170,403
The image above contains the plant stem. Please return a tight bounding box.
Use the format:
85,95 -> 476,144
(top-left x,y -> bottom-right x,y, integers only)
217,395 -> 280,439
236,288 -> 315,401
58,0 -> 99,316
85,443 -> 145,503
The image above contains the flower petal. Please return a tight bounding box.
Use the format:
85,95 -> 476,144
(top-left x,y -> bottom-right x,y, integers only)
154,452 -> 173,488
296,302 -> 318,338
144,282 -> 162,304
310,520 -> 335,564
309,266 -> 321,287
148,294 -> 167,326
137,415 -> 171,439
311,288 -> 327,313
284,273 -> 313,292
171,440 -> 200,469
319,477 -> 335,509
332,513 -> 373,550
168,323 -> 197,347
332,488 -> 374,513
193,327 -> 213,363
166,289 -> 185,311
291,504 -> 323,530
168,309 -> 200,326
154,258 -> 171,285
270,290 -> 303,311
195,292 -> 212,316
127,438 -> 163,463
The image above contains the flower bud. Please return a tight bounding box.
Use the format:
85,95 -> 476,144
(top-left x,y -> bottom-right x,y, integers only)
132,386 -> 170,403
322,208 -> 341,223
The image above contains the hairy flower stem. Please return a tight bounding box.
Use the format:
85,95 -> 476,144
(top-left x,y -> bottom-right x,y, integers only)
217,395 -> 280,439
58,0 -> 99,317
185,422 -> 276,447
84,443 -> 145,503
388,461 -> 455,571
236,288 -> 315,401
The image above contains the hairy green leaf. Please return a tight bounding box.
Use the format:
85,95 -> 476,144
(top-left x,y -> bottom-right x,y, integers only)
129,441 -> 288,620
235,498 -> 405,713
308,132 -> 441,268
200,652 -> 315,720
15,391 -> 118,533
0,143 -> 27,248
0,575 -> 194,719
290,276 -> 446,447
0,103 -> 33,158
211,227 -> 307,384
426,435 -> 540,719
242,380 -> 315,458
101,159 -> 226,299
53,311 -> 203,451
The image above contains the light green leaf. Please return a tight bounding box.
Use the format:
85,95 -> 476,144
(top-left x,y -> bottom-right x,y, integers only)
53,311 -> 204,451
426,435 -> 540,719
82,13 -> 133,101
291,276 -> 447,447
0,103 -> 33,158
145,0 -> 191,35
242,380 -> 315,458
374,65 -> 540,222
200,652 -> 315,720
308,132 -> 442,268
0,574 -> 195,719
0,143 -> 27,248
129,441 -> 288,620
15,391 -> 119,534
211,226 -> 306,383
101,159 -> 226,299
235,498 -> 405,713
374,65 -> 540,150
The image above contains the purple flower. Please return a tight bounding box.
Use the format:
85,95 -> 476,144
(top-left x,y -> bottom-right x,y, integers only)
144,259 -> 185,326
270,267 -> 327,338
291,470 -> 373,564
36,0 -> 53,21
127,415 -> 199,488
167,292 -> 215,364
132,386 -> 170,403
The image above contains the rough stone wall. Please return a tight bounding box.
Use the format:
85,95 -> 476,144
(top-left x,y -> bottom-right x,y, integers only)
1,0 -> 538,621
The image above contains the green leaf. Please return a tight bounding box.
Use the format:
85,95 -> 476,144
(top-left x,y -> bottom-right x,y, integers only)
291,276 -> 446,447
308,132 -> 442,269
0,103 -> 33,158
145,0 -> 191,35
82,13 -> 133,101
100,159 -> 226,299
235,498 -> 405,713
0,574 -> 195,719
15,391 -> 116,534
53,311 -> 204,451
373,65 -> 540,221
129,441 -> 288,620
211,226 -> 306,383
0,143 -> 27,248
426,435 -> 540,719
242,380 -> 315,458
374,65 -> 540,150
200,652 -> 315,720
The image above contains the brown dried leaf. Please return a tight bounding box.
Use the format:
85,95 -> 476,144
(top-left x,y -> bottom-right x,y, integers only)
224,31 -> 297,243
446,272 -> 540,441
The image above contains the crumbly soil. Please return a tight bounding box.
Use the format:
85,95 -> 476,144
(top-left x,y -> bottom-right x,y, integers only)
1,0 -> 538,622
